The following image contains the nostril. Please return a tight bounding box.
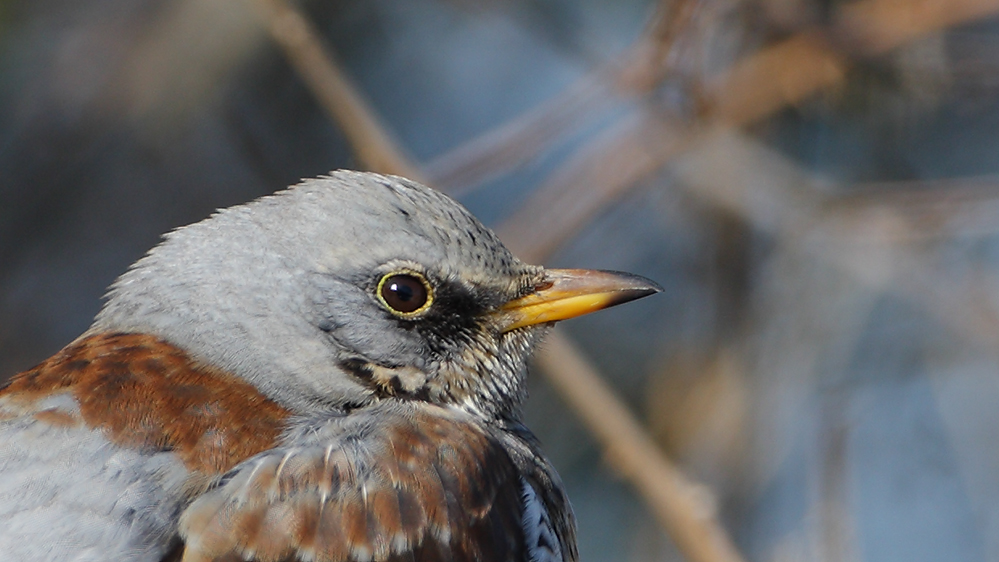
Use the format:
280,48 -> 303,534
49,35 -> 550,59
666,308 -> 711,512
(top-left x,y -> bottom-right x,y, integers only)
533,279 -> 555,292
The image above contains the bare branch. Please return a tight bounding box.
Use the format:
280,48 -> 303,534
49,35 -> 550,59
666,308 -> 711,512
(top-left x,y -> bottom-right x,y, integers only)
425,0 -> 702,194
537,331 -> 747,562
252,0 -> 426,182
496,109 -> 689,263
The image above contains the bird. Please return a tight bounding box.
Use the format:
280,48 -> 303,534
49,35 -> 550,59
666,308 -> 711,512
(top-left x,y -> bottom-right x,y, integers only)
0,170 -> 661,562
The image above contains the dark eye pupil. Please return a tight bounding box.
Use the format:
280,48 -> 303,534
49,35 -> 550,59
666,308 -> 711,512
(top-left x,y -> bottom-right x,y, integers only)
380,274 -> 429,314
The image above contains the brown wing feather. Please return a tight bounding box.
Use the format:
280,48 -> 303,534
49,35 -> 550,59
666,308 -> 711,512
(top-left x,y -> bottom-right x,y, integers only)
179,402 -> 526,562
1,332 -> 291,474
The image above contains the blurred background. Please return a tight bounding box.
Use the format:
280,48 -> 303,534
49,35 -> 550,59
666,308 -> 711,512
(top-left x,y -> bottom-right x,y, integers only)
3,0 -> 999,560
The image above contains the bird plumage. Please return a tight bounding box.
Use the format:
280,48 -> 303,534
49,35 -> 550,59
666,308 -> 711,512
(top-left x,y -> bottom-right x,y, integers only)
0,171 -> 657,561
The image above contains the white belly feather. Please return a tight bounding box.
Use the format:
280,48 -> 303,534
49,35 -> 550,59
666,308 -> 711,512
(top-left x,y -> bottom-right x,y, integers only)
0,394 -> 191,562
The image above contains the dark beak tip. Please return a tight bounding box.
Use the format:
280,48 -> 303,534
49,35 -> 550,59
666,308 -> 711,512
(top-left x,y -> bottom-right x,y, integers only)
601,269 -> 663,295
612,285 -> 661,307
645,278 -> 664,294
601,271 -> 664,308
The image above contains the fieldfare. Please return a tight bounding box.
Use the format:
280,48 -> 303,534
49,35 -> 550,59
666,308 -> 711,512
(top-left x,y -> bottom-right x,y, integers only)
0,171 -> 660,562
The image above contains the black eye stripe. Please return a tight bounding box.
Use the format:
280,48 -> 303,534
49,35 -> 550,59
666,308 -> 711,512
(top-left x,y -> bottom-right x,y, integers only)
378,272 -> 433,316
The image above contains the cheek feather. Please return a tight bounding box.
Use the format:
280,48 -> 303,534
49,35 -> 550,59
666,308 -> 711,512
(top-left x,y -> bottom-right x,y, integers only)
431,326 -> 545,418
0,332 -> 292,474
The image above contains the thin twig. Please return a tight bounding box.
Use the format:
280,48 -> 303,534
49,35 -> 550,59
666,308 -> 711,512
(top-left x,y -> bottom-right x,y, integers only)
252,0 -> 425,182
425,0 -> 700,194
499,0 -> 999,266
425,71 -> 619,195
496,108 -> 690,263
537,332 -> 747,562
618,0 -> 703,94
826,178 -> 999,241
834,0 -> 999,55
671,128 -> 999,351
706,31 -> 848,125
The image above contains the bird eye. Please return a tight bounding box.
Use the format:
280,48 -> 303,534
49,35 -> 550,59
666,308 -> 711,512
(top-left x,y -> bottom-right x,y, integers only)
377,272 -> 433,316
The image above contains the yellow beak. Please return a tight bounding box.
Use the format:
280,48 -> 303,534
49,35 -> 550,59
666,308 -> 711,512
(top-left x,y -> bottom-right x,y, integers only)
494,269 -> 662,333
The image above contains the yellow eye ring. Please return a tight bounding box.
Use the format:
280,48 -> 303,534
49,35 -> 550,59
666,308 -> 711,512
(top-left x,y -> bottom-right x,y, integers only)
376,270 -> 434,318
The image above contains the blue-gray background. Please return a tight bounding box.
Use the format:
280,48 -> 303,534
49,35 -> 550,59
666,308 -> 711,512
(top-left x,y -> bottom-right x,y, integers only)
3,0 -> 999,560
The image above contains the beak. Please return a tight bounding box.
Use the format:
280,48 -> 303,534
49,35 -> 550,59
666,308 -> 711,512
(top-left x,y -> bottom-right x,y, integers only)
493,269 -> 662,333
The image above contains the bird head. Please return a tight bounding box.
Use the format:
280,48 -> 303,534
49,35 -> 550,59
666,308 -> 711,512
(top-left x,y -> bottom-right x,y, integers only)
89,171 -> 660,419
